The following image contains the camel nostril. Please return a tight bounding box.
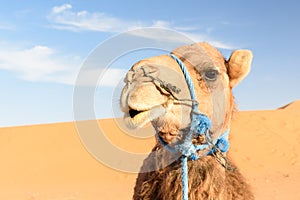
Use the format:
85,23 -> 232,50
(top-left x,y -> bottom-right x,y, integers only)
129,109 -> 142,118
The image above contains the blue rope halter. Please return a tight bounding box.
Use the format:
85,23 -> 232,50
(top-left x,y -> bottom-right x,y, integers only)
156,54 -> 230,200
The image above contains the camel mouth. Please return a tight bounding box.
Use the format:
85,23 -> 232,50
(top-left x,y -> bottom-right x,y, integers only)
129,108 -> 145,118
124,109 -> 154,129
128,108 -> 152,127
124,104 -> 168,129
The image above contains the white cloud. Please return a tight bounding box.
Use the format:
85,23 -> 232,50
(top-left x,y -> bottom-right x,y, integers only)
152,20 -> 171,28
128,28 -> 236,50
47,4 -> 235,49
48,4 -> 146,32
52,3 -> 72,14
0,42 -> 127,87
0,44 -> 77,83
47,5 -> 176,33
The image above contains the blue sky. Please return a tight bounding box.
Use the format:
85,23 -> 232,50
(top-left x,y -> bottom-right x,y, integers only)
0,0 -> 300,127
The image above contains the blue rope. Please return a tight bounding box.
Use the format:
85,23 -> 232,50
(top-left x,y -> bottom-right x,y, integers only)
170,54 -> 198,111
181,155 -> 189,200
170,53 -> 210,200
208,129 -> 230,154
155,54 -> 230,200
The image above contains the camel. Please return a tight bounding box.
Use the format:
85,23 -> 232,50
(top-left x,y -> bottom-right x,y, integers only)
120,42 -> 254,200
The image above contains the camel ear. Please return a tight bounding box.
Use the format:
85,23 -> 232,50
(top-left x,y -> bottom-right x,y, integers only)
227,50 -> 253,88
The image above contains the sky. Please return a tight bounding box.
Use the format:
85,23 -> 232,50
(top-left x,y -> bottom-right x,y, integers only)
0,0 -> 300,127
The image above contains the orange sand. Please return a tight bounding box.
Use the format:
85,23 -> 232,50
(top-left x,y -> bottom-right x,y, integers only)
1,101 -> 300,200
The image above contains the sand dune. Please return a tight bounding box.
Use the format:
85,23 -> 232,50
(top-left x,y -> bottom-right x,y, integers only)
1,101 -> 300,199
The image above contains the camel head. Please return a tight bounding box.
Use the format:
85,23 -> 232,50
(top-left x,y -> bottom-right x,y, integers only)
120,42 -> 252,147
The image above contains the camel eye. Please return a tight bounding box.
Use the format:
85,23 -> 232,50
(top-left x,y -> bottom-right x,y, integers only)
204,69 -> 218,81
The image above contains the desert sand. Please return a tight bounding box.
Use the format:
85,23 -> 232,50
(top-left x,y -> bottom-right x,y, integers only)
1,100 -> 300,200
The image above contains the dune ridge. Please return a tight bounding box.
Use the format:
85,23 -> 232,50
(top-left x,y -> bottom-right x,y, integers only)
0,101 -> 300,199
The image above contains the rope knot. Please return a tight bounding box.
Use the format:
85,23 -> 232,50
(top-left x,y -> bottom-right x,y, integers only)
192,113 -> 212,135
173,112 -> 212,162
175,143 -> 197,158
